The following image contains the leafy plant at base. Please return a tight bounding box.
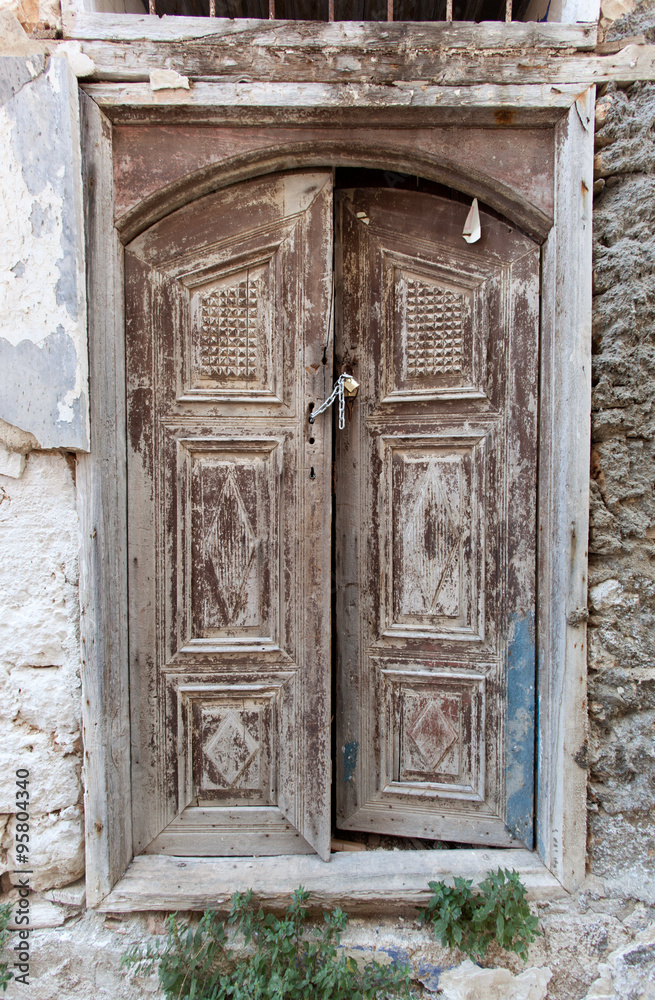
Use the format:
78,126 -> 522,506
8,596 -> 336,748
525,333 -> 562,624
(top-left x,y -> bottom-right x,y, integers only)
420,867 -> 540,961
123,886 -> 412,1000
0,902 -> 14,992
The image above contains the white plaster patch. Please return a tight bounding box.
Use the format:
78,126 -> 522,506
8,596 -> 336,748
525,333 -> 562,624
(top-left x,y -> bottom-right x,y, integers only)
588,578 -> 623,612
2,891 -> 69,929
0,451 -> 83,890
22,909 -> 164,999
57,388 -> 78,424
2,663 -> 81,739
56,41 -> 96,79
149,68 -> 190,90
0,442 -> 25,478
0,724 -> 81,814
0,55 -> 89,450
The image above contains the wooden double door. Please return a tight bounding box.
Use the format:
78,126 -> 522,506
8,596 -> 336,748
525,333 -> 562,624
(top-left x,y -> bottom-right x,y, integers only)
126,170 -> 539,862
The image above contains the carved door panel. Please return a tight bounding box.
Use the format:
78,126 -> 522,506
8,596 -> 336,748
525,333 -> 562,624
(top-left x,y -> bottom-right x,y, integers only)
335,188 -> 540,847
126,171 -> 334,860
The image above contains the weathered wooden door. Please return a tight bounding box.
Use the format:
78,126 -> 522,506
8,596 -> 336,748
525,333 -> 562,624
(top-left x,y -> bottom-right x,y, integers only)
334,187 -> 540,848
126,171 -> 334,860
126,172 -> 539,860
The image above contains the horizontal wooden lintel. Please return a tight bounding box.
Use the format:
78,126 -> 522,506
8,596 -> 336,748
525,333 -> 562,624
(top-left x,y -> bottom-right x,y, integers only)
82,81 -> 588,129
98,848 -> 564,912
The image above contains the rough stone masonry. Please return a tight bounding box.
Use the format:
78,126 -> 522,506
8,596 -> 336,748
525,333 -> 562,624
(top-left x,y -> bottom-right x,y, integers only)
0,2 -> 655,999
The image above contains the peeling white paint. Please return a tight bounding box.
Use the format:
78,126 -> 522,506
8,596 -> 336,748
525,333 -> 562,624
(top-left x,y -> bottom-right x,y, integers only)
0,55 -> 89,450
0,110 -> 71,348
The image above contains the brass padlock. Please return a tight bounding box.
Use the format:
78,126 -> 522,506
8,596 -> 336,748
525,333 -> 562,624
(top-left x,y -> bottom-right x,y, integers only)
342,375 -> 360,398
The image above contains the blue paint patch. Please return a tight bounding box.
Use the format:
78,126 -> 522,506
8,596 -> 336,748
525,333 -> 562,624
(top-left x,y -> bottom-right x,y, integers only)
416,961 -> 443,993
506,611 -> 536,847
343,741 -> 358,783
379,946 -> 409,965
348,944 -> 410,965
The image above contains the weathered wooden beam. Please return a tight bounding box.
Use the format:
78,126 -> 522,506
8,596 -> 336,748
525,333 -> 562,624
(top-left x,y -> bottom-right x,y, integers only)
78,91 -> 132,907
536,91 -> 593,891
69,37 -> 655,86
97,848 -> 565,912
63,12 -> 598,48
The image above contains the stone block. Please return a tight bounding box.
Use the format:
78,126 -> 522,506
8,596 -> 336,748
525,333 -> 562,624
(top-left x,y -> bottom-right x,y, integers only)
0,0 -> 61,34
3,805 -> 84,891
437,959 -> 552,1000
0,453 -> 79,669
0,724 -> 81,814
585,918 -> 655,997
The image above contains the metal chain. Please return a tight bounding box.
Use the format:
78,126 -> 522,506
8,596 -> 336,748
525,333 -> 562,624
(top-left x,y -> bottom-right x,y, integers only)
309,373 -> 352,430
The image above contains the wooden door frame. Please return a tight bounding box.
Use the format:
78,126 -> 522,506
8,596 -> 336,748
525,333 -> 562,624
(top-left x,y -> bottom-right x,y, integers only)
78,86 -> 593,909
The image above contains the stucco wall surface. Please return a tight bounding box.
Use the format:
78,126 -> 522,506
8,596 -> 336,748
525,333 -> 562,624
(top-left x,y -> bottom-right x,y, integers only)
0,47 -> 89,452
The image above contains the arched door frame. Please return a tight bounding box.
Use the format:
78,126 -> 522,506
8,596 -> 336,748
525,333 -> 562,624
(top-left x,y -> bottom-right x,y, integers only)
78,91 -> 593,909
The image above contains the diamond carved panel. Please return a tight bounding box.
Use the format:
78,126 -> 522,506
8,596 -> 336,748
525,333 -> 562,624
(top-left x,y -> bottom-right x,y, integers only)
400,464 -> 461,618
203,708 -> 261,789
203,467 -> 257,626
392,447 -> 466,626
380,669 -> 485,798
407,696 -> 458,772
187,693 -> 276,805
184,440 -> 280,644
405,279 -> 464,378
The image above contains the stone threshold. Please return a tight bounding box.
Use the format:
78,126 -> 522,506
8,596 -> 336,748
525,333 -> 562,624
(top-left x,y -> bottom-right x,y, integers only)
97,848 -> 564,913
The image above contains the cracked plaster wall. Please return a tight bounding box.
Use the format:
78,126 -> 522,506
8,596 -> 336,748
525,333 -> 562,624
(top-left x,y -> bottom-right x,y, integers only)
0,46 -> 89,453
0,4 -> 655,1000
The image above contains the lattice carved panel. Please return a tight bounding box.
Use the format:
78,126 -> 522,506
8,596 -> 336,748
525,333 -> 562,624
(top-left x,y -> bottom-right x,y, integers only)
405,279 -> 464,377
200,277 -> 259,379
386,262 -> 483,401
187,260 -> 275,399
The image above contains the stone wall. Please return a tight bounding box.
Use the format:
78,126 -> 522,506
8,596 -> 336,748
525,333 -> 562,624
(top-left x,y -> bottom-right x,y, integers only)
0,453 -> 85,895
1,5 -> 655,999
587,3 -> 655,905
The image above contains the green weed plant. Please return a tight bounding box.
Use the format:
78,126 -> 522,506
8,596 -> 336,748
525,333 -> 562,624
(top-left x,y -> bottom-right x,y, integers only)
420,867 -> 541,961
123,886 -> 412,1000
0,902 -> 13,991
